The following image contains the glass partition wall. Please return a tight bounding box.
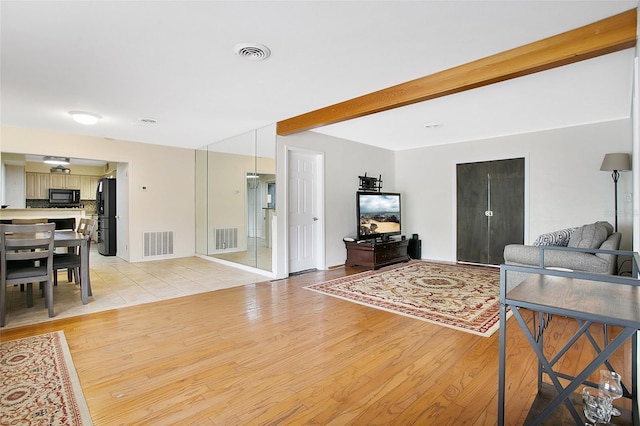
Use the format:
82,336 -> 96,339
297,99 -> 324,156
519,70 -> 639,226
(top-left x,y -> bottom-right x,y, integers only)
195,125 -> 276,272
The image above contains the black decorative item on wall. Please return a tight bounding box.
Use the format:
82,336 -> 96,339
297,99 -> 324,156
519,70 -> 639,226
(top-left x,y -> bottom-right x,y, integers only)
358,173 -> 382,192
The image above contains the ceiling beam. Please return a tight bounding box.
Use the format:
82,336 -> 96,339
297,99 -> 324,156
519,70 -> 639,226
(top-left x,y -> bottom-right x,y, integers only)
277,8 -> 637,136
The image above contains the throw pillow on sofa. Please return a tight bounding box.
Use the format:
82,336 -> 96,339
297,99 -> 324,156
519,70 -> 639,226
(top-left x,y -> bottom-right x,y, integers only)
567,221 -> 613,249
533,228 -> 576,247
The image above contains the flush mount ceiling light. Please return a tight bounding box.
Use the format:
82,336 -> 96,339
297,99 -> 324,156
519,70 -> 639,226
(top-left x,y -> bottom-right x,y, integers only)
43,156 -> 70,165
234,43 -> 271,61
69,111 -> 102,125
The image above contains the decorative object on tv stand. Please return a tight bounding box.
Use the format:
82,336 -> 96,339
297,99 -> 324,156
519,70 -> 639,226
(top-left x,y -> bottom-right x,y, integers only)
600,153 -> 631,232
358,173 -> 382,192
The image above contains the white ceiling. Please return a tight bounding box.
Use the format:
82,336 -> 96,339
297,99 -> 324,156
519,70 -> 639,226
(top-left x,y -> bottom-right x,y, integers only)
1,1 -> 637,152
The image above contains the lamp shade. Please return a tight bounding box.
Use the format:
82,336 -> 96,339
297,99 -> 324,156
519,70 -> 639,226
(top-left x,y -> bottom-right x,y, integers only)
600,153 -> 631,171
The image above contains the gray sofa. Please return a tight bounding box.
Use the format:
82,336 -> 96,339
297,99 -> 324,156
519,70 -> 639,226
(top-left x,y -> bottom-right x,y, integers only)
503,221 -> 621,288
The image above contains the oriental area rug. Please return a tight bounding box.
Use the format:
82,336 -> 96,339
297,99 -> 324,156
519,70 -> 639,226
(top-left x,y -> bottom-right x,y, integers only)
0,331 -> 93,425
305,260 -> 505,337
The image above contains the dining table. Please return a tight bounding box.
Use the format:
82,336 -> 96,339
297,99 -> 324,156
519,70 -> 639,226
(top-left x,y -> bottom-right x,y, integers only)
7,229 -> 91,305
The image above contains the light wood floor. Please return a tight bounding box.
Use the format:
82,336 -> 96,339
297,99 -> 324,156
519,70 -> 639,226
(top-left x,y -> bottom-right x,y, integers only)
0,265 -> 632,425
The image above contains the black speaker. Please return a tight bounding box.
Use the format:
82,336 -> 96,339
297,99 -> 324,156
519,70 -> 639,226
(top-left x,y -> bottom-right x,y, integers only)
408,239 -> 421,259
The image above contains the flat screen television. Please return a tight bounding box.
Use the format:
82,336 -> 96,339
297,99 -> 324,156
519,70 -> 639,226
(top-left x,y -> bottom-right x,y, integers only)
357,191 -> 401,241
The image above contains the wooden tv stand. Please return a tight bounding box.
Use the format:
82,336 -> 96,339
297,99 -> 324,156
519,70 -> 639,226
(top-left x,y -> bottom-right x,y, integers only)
345,239 -> 410,270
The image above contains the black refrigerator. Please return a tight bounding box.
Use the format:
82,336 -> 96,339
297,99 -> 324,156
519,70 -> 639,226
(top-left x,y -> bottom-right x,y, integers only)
96,178 -> 117,256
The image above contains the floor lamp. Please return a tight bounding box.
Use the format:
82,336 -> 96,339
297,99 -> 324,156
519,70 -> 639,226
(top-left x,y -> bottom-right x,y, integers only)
600,153 -> 631,232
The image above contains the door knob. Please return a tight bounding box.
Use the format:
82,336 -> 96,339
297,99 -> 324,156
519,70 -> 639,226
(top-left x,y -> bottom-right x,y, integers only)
313,217 -> 319,221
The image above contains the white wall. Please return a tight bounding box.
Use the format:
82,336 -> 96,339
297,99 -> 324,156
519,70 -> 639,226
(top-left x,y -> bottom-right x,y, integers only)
276,131 -> 395,272
395,119 -> 633,262
1,125 -> 195,262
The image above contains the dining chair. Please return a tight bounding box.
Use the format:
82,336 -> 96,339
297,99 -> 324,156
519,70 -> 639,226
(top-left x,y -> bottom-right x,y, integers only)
0,223 -> 56,327
49,217 -> 77,281
53,218 -> 96,296
11,218 -> 51,291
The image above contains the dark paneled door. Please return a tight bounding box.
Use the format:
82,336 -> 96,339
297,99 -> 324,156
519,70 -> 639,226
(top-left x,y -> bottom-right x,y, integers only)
456,158 -> 524,265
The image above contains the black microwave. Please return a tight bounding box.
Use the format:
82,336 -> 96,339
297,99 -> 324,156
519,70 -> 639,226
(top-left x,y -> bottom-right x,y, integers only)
49,188 -> 81,205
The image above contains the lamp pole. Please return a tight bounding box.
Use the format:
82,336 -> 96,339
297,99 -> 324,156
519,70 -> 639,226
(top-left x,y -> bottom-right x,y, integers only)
611,169 -> 620,232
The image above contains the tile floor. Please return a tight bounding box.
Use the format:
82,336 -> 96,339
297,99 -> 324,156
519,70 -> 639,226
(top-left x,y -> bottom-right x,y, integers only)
211,237 -> 272,271
2,247 -> 269,329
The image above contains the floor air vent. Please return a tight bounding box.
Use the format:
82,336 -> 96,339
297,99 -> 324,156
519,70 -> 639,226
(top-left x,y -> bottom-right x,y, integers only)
143,231 -> 174,257
215,228 -> 238,250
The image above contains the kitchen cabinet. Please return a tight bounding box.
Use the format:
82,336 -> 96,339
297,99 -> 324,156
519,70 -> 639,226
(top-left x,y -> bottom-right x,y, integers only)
26,172 -> 100,200
26,173 -> 38,198
50,174 -> 81,189
80,175 -> 99,200
49,174 -> 64,189
25,172 -> 50,199
67,174 -> 82,189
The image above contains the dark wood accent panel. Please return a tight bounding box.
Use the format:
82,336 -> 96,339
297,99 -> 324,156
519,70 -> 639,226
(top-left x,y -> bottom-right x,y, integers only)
277,9 -> 637,135
457,158 -> 524,265
488,160 -> 525,264
345,239 -> 410,270
456,162 -> 490,264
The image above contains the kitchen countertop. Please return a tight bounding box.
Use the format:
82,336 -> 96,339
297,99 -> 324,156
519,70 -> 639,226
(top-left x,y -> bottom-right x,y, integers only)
0,208 -> 87,220
2,208 -> 86,211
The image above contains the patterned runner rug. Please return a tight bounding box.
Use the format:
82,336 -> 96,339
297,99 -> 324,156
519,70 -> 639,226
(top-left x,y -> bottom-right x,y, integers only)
1,331 -> 93,425
305,260 -> 505,337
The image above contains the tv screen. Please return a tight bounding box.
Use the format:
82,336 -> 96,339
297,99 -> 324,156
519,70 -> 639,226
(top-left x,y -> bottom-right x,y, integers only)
357,192 -> 401,240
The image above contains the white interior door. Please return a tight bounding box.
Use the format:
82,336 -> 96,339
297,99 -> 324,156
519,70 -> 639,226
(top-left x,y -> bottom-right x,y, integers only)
116,163 -> 129,262
3,165 -> 25,208
288,149 -> 323,273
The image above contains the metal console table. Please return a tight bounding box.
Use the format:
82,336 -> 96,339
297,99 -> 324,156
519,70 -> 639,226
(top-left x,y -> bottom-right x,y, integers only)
498,248 -> 640,425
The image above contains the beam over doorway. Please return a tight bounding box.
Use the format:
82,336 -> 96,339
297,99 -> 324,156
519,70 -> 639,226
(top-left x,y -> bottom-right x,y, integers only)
277,8 -> 637,136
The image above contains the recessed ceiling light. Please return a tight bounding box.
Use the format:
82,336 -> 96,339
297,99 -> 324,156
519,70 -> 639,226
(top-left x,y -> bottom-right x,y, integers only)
69,111 -> 102,125
424,123 -> 442,129
43,156 -> 70,165
234,43 -> 271,61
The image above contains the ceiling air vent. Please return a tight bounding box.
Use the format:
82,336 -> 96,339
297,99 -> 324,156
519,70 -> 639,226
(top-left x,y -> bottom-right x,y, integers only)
234,43 -> 271,61
138,117 -> 157,125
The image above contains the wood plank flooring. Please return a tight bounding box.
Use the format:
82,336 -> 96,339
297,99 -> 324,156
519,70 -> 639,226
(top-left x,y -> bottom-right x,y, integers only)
0,265 -> 632,425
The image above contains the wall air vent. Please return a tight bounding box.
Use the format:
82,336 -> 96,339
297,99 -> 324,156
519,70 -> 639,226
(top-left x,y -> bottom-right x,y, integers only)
143,231 -> 174,257
215,228 -> 238,250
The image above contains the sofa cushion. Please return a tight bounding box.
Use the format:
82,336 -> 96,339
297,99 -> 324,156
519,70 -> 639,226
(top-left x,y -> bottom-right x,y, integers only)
568,222 -> 611,249
533,228 -> 575,247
